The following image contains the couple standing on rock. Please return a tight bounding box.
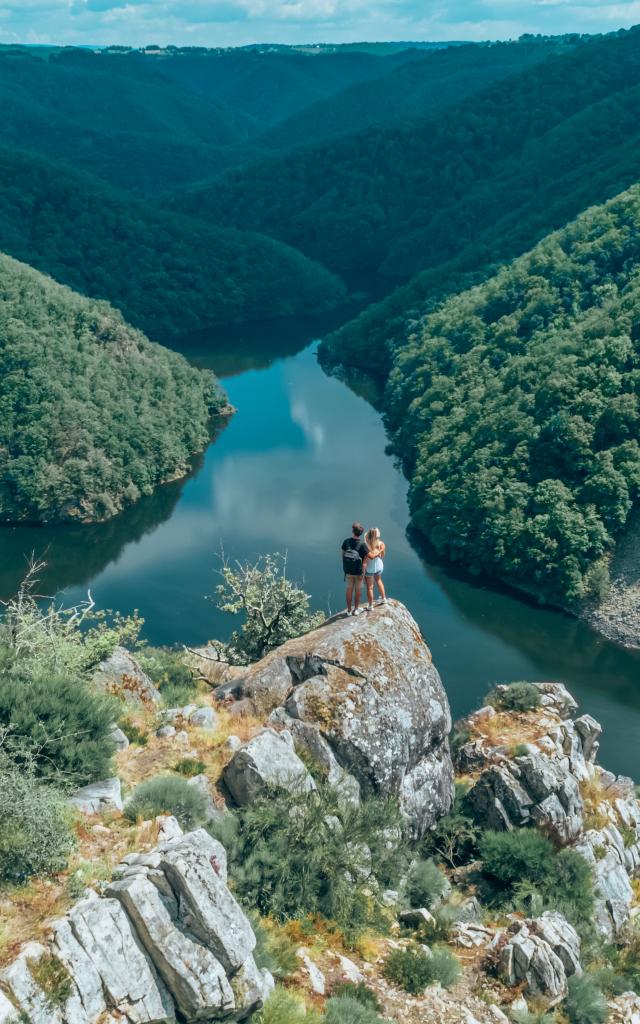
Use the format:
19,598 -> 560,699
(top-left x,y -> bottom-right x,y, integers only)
341,521 -> 387,615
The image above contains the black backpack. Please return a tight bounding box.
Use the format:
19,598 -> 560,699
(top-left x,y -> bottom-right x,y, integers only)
342,539 -> 364,576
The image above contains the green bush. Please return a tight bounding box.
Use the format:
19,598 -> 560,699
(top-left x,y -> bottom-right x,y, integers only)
383,945 -> 459,994
511,1011 -> 556,1024
138,648 -> 198,708
485,683 -> 541,713
119,719 -> 149,746
406,858 -> 448,909
424,785 -> 481,867
325,996 -> 385,1024
331,983 -> 380,1011
174,758 -> 207,778
479,830 -> 594,935
0,761 -> 75,884
566,974 -> 608,1024
209,782 -> 409,938
124,775 -> 209,830
0,654 -> 116,790
253,988 -> 322,1024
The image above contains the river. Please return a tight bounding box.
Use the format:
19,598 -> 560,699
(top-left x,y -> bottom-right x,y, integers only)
2,316 -> 640,777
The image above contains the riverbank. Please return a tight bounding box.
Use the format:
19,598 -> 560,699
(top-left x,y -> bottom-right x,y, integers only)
580,510 -> 640,650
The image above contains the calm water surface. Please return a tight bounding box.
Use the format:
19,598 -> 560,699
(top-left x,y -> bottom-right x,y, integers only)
2,318 -> 640,776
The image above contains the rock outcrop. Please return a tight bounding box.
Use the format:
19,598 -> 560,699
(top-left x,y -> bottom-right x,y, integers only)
0,823 -> 272,1024
223,728 -> 316,805
221,601 -> 454,837
456,683 -> 640,939
498,912 -> 581,1004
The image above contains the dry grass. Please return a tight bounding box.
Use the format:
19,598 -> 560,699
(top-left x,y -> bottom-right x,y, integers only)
0,699 -> 268,965
580,773 -> 613,831
469,710 -> 550,750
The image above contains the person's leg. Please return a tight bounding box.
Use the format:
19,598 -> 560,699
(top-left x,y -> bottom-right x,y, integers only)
353,574 -> 363,612
365,575 -> 374,610
345,577 -> 354,614
376,573 -> 386,602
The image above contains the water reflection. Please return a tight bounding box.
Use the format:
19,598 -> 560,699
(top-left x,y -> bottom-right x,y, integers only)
1,332 -> 639,777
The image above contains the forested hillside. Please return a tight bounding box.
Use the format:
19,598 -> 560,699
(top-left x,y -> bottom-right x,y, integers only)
0,254 -> 226,523
0,48 -> 258,193
381,185 -> 640,604
179,28 -> 640,287
0,147 -> 345,339
261,37 -> 577,150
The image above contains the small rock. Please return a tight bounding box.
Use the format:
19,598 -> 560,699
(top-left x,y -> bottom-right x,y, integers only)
189,706 -> 218,730
92,646 -> 161,705
109,725 -> 130,751
69,778 -> 123,815
399,908 -> 435,929
156,725 -> 176,739
155,815 -> 183,842
333,953 -> 363,984
296,949 -> 325,995
174,730 -> 190,746
223,735 -> 242,753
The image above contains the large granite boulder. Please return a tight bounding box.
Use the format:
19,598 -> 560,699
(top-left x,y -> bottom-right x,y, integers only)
92,646 -> 161,705
228,601 -> 453,836
69,778 -> 123,815
0,827 -> 272,1024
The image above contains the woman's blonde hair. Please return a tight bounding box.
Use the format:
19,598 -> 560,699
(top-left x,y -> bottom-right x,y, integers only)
365,527 -> 381,551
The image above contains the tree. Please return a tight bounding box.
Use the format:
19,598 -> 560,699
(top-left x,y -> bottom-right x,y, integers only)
209,553 -> 325,664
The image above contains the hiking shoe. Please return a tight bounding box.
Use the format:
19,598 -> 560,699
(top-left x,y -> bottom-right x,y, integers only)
353,608 -> 362,616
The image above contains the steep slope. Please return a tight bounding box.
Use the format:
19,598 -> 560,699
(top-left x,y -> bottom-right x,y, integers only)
0,48 -> 259,193
0,147 -> 345,340
176,28 -> 640,285
0,254 -> 226,524
261,37 -> 577,150
155,47 -> 420,126
378,185 -> 640,605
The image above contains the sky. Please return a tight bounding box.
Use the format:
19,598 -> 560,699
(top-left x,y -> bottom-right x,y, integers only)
1,0 -> 640,49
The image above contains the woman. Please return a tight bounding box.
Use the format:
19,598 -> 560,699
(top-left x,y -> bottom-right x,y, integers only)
363,527 -> 386,611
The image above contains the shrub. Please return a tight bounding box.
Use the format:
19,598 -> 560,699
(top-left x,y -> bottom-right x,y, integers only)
566,974 -> 608,1024
119,719 -> 149,746
479,830 -> 594,935
383,945 -> 459,993
325,996 -> 385,1024
0,761 -> 74,884
424,784 -> 480,867
124,775 -> 208,830
406,858 -> 448,909
253,988 -> 322,1024
174,758 -> 207,778
511,1011 -> 556,1024
485,682 -> 541,713
331,982 -> 380,1011
480,829 -> 555,892
138,648 -> 198,708
0,654 -> 117,790
210,782 -> 409,938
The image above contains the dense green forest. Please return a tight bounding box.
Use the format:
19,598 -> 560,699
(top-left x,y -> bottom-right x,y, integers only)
0,254 -> 225,523
0,147 -> 345,339
179,28 -> 640,288
380,185 -> 640,604
261,37 -> 577,150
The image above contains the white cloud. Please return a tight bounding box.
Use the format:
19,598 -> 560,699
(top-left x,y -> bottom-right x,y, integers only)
0,0 -> 638,45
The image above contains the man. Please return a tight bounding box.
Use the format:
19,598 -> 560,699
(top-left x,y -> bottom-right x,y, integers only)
341,521 -> 368,615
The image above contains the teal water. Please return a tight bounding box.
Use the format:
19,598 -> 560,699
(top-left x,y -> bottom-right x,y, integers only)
2,325 -> 640,776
